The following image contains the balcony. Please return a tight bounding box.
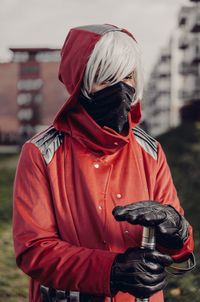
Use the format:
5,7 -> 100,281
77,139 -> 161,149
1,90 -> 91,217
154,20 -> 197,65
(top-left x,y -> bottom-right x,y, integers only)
178,62 -> 198,75
17,93 -> 32,105
178,34 -> 189,50
17,79 -> 43,91
160,47 -> 171,62
157,62 -> 171,78
178,6 -> 193,27
17,93 -> 43,105
157,78 -> 171,92
189,10 -> 200,33
20,63 -> 40,76
195,76 -> 200,87
17,108 -> 34,121
184,36 -> 200,64
191,47 -> 200,64
179,90 -> 191,101
179,89 -> 200,102
12,52 -> 29,63
146,89 -> 159,102
36,51 -> 60,62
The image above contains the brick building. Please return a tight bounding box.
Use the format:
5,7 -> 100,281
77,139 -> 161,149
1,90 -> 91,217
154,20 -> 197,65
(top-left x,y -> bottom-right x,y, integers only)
0,48 -> 68,145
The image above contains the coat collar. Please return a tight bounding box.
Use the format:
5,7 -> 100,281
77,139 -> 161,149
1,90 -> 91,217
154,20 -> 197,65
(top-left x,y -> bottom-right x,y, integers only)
54,100 -> 142,155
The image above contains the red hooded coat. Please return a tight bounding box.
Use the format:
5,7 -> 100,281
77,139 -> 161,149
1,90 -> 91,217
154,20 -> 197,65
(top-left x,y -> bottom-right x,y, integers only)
13,25 -> 194,302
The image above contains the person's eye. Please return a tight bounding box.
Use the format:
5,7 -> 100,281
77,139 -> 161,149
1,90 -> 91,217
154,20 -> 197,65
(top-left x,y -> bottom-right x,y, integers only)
101,79 -> 111,85
124,73 -> 134,80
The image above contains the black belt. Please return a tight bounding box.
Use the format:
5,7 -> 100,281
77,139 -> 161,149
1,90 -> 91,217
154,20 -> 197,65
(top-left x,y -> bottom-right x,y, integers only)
40,285 -> 107,302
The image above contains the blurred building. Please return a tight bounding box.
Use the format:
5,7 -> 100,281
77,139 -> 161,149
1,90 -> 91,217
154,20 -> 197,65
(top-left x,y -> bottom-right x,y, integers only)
0,48 -> 68,145
144,45 -> 171,137
144,1 -> 200,136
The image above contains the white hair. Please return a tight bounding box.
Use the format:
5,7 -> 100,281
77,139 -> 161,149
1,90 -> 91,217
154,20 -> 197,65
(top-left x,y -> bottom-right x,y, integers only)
82,31 -> 144,102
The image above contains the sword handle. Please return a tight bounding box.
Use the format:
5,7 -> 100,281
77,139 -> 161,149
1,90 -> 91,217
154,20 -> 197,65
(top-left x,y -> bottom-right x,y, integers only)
136,227 -> 156,302
141,226 -> 156,250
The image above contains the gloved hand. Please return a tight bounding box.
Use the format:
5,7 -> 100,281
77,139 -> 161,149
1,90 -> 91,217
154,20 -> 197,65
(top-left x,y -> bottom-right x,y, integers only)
110,247 -> 173,298
113,201 -> 189,249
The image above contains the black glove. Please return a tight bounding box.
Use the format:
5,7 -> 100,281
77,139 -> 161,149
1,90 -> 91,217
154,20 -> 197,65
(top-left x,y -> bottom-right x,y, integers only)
113,201 -> 189,249
110,247 -> 172,298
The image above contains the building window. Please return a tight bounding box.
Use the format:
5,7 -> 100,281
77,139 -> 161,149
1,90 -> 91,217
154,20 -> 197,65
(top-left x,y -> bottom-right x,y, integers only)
13,52 -> 29,62
20,64 -> 40,76
36,51 -> 60,62
17,93 -> 32,105
17,108 -> 33,121
34,94 -> 43,104
17,79 -> 43,91
19,125 -> 35,135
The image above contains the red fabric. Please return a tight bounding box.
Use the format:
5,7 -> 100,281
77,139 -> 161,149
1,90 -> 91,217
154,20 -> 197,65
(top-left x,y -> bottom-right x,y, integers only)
54,25 -> 141,130
13,25 -> 194,302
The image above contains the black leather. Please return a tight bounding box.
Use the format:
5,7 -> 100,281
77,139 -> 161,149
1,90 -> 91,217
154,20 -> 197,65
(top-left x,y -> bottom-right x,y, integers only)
112,201 -> 189,249
79,82 -> 135,133
110,247 -> 172,298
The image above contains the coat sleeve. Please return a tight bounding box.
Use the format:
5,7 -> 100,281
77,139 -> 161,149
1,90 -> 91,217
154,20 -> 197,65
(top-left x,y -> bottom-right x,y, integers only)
153,143 -> 194,262
13,142 -> 116,295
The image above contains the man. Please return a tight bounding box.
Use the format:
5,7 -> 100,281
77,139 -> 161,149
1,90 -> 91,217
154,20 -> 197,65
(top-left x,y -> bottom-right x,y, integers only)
13,24 -> 195,302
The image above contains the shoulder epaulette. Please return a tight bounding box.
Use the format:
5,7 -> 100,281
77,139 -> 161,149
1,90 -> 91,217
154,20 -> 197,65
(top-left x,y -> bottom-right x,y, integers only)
133,126 -> 158,160
31,126 -> 64,164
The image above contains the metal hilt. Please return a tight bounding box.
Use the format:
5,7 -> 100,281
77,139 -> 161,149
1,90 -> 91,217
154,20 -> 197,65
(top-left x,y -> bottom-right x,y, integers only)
141,226 -> 155,250
136,298 -> 149,302
136,227 -> 156,302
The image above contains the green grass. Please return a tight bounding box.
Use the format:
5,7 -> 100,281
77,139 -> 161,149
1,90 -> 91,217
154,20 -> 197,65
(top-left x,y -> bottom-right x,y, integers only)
0,154 -> 29,302
0,153 -> 19,224
0,168 -> 15,223
159,122 -> 200,302
159,123 -> 200,231
0,224 -> 29,302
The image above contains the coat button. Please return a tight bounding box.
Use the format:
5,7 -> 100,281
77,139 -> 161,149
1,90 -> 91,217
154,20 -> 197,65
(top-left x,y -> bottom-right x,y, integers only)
116,193 -> 122,199
114,142 -> 119,146
98,205 -> 103,210
94,163 -> 100,168
124,230 -> 129,234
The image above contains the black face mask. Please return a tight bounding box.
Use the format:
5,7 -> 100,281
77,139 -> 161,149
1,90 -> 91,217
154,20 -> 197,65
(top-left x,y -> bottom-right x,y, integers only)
79,82 -> 136,133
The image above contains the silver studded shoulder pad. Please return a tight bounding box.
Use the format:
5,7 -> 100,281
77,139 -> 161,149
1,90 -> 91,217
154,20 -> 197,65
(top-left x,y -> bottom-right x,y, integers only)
133,126 -> 158,160
31,126 -> 64,164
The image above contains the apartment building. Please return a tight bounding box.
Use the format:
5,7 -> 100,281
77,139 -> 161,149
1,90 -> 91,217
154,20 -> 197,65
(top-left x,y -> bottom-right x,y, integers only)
0,48 -> 67,145
144,0 -> 200,136
144,44 -> 172,137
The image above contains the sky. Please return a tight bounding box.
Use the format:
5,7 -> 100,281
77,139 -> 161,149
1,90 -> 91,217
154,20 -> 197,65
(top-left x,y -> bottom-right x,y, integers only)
0,0 -> 190,79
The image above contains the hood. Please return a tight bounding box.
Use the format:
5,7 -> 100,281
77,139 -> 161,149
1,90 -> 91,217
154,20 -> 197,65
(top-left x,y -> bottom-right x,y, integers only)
53,24 -> 142,131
